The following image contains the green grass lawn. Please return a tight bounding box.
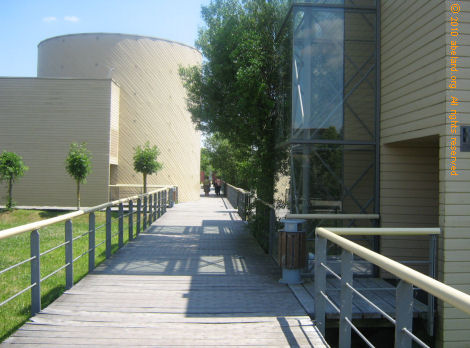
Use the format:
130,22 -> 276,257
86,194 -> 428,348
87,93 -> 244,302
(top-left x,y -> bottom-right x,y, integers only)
0,208 -> 136,342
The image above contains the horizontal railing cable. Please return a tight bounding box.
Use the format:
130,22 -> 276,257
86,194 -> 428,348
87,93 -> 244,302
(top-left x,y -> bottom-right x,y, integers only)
402,328 -> 430,348
320,290 -> 340,313
41,263 -> 70,282
73,250 -> 89,263
94,239 -> 106,248
0,283 -> 36,307
95,223 -> 107,231
40,241 -> 70,257
72,231 -> 90,242
320,262 -> 341,280
345,282 -> 395,324
0,256 -> 35,276
345,317 -> 375,348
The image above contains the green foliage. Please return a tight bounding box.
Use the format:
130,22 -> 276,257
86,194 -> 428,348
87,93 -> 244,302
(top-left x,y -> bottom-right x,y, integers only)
65,143 -> 92,183
180,0 -> 289,201
200,148 -> 214,175
65,143 -> 92,209
203,133 -> 256,189
133,141 -> 163,193
0,151 -> 28,209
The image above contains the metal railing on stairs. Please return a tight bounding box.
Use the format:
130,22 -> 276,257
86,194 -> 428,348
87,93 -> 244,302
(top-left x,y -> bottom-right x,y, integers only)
314,226 -> 470,348
0,186 -> 176,320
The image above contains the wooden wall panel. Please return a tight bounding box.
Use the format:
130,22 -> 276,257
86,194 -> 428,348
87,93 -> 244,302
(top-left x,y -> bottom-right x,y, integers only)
38,34 -> 202,202
0,78 -> 112,207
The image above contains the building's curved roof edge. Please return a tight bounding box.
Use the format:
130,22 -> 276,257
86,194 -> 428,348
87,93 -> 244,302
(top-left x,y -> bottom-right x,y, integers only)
38,32 -> 201,55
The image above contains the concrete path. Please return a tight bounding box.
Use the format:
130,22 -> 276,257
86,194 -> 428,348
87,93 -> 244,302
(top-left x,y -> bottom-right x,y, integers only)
3,194 -> 328,347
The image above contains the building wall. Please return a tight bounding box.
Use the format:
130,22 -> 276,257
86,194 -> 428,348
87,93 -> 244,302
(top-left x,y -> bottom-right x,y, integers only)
438,1 -> 470,345
381,0 -> 447,144
382,0 -> 470,345
0,78 -> 114,207
37,33 -> 202,202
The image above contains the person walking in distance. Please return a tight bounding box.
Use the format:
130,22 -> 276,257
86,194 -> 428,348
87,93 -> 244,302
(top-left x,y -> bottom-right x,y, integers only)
215,178 -> 222,196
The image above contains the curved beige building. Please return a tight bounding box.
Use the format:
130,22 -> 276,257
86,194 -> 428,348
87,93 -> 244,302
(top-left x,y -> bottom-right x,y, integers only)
38,33 -> 202,203
0,33 -> 201,206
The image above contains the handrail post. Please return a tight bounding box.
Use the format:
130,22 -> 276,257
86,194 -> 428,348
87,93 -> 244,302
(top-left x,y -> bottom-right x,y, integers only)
137,198 -> 141,236
88,212 -> 95,272
157,191 -> 161,218
118,202 -> 124,248
30,229 -> 41,316
163,190 -> 167,214
143,195 -> 148,230
105,206 -> 112,259
153,193 -> 157,220
149,194 -> 153,224
339,249 -> 353,348
395,280 -> 413,348
65,220 -> 73,290
269,208 -> 275,257
128,200 -> 134,241
314,233 -> 327,336
427,234 -> 437,336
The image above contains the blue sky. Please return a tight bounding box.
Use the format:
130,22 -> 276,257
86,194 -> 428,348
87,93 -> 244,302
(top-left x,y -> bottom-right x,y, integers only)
0,0 -> 210,77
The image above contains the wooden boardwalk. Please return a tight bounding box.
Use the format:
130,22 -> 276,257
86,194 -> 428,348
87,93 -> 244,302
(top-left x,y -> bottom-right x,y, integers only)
3,193 -> 328,347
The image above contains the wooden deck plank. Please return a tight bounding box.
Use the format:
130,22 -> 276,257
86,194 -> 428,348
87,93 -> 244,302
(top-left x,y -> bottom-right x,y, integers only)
2,194 -> 328,347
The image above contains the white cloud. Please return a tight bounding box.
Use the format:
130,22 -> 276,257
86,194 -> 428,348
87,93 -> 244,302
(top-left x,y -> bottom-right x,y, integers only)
42,16 -> 57,22
64,16 -> 80,23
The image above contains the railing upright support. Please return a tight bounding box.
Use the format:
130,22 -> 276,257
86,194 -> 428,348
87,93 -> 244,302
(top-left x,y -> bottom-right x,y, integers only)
395,280 -> 413,348
428,234 -> 437,336
118,203 -> 124,248
88,213 -> 95,272
163,190 -> 167,214
137,198 -> 141,236
143,196 -> 148,230
149,194 -> 153,224
269,208 -> 275,257
65,220 -> 73,290
314,234 -> 327,336
105,206 -> 112,259
339,249 -> 353,348
153,193 -> 157,220
128,200 -> 134,241
30,229 -> 41,316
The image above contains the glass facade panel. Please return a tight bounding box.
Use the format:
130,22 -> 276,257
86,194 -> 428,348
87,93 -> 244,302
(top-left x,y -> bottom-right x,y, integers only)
277,0 -> 378,223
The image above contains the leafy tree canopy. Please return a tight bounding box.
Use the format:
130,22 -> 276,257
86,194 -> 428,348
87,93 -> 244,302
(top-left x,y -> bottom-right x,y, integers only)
0,151 -> 28,182
180,0 -> 289,201
133,141 -> 163,176
0,151 -> 29,209
65,143 -> 92,209
65,143 -> 92,183
133,141 -> 163,193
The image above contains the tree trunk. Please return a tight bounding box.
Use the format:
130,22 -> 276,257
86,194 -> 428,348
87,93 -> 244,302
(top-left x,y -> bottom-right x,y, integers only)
77,180 -> 80,210
143,173 -> 147,193
7,177 -> 13,209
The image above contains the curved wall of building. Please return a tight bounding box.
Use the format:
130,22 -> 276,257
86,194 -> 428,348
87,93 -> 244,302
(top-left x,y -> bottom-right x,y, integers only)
38,33 -> 202,202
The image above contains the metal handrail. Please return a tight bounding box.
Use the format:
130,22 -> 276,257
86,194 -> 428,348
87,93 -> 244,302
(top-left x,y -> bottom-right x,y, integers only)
0,188 -> 165,240
0,187 -> 174,319
287,213 -> 380,220
316,227 -> 470,315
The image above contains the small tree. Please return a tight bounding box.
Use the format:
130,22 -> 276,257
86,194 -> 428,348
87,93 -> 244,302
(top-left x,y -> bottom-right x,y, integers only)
65,143 -> 92,210
133,141 -> 163,193
0,151 -> 28,210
